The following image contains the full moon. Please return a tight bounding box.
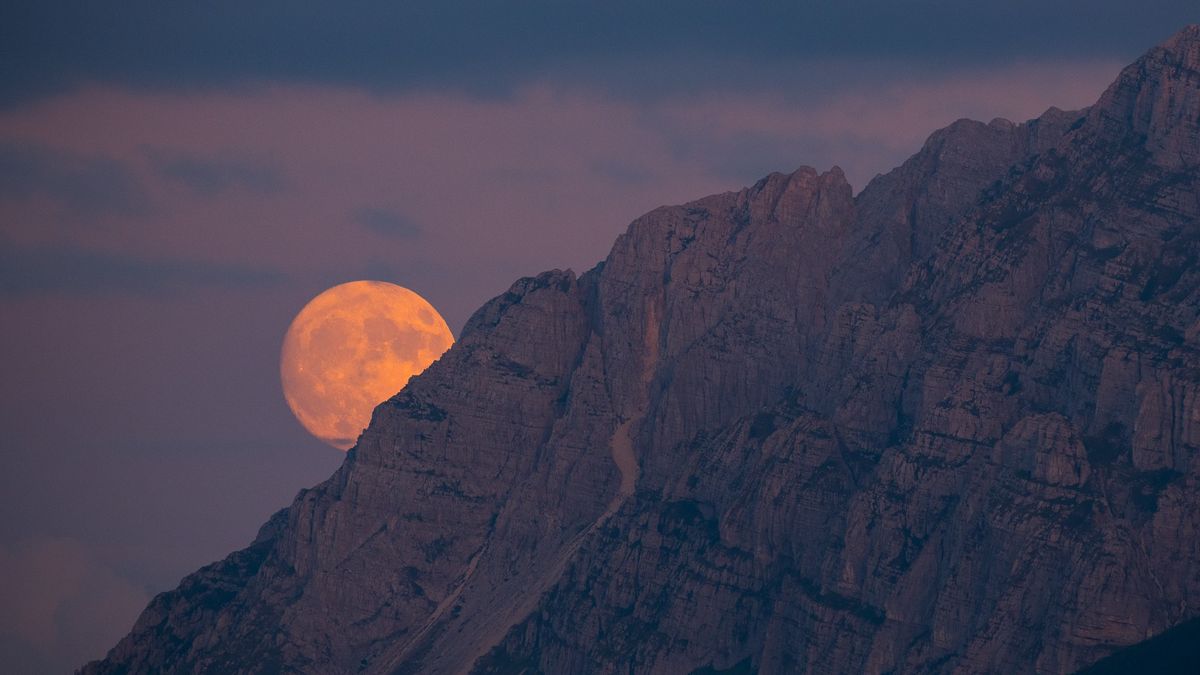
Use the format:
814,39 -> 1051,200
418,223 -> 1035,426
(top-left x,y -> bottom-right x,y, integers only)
280,281 -> 454,450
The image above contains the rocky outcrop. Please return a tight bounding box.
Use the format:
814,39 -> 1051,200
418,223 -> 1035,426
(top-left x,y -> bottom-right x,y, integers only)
83,26 -> 1200,675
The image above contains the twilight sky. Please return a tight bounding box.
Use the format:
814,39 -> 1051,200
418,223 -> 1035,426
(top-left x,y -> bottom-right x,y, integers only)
1,3 -> 1197,672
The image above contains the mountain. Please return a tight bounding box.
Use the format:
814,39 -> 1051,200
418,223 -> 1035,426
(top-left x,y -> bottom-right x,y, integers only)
82,26 -> 1200,674
1077,616 -> 1200,674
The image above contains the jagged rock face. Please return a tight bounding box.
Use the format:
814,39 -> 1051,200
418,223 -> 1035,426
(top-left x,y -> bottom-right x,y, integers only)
83,26 -> 1200,675
840,105 -> 1081,305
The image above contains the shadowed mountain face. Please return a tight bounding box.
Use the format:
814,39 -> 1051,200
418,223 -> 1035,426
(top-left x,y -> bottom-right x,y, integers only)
83,26 -> 1200,675
1076,616 -> 1200,674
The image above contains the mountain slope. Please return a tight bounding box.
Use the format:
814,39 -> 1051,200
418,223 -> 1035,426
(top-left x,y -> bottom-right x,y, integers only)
1075,616 -> 1200,674
83,25 -> 1200,675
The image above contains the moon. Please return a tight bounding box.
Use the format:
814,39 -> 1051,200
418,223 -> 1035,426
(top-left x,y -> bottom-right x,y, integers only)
280,281 -> 454,450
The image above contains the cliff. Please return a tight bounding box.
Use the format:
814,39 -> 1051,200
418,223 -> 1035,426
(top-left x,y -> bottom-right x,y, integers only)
83,25 -> 1200,675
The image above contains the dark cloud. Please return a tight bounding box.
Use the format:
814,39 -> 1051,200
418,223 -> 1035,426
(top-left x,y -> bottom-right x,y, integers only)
0,245 -> 282,295
149,151 -> 284,196
2,1 -> 1196,105
352,207 -> 422,238
0,143 -> 146,217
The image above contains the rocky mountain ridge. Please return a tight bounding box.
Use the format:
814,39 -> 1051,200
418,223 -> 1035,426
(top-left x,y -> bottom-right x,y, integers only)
83,25 -> 1200,674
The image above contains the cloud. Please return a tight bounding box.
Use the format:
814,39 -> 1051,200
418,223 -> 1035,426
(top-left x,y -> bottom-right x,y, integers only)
353,207 -> 422,238
0,244 -> 283,295
149,151 -> 284,196
1,1 -> 1195,106
0,142 -> 147,217
0,58 -> 1121,316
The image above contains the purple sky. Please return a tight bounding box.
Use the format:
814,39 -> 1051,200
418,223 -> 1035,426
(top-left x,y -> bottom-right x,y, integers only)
1,4 -> 1197,672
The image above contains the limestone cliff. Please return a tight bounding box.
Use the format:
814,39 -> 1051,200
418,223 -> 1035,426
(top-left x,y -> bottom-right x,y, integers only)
83,25 -> 1200,675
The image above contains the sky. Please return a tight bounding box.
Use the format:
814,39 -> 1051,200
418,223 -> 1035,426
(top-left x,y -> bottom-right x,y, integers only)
1,3 -> 1197,672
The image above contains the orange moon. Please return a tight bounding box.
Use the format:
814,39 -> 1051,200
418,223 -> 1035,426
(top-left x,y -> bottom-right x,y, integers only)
280,281 -> 454,450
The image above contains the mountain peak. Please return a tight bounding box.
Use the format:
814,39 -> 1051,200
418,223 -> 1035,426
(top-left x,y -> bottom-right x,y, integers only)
1161,23 -> 1200,58
1089,24 -> 1200,167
